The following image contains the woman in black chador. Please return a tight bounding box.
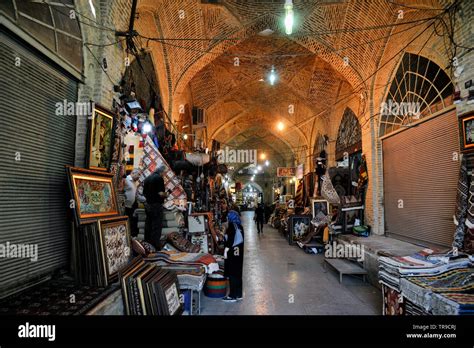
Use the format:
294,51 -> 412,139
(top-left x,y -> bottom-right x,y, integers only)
222,210 -> 244,302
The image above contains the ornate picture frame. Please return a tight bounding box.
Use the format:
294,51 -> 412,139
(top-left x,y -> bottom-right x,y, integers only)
98,216 -> 132,282
459,111 -> 474,153
87,104 -> 115,171
67,166 -> 120,224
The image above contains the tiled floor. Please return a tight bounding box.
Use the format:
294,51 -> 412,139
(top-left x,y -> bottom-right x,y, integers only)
200,211 -> 382,315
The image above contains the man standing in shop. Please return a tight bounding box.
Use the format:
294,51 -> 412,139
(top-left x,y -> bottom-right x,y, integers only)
223,210 -> 244,303
143,165 -> 168,250
124,169 -> 141,237
255,203 -> 265,234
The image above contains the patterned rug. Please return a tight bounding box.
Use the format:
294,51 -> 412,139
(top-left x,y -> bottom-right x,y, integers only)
400,268 -> 473,312
431,292 -> 474,315
145,251 -> 219,274
0,278 -> 119,315
453,156 -> 468,249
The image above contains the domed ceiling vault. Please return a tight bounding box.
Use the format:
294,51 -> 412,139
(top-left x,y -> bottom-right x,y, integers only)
136,0 -> 446,163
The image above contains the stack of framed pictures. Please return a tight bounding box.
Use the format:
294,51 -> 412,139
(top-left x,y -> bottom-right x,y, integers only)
120,257 -> 183,316
67,166 -> 132,286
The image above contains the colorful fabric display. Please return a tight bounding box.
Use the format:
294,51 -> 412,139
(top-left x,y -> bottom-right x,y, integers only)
453,156 -> 468,249
400,268 -> 474,313
321,175 -> 340,204
431,292 -> 474,315
166,232 -> 201,253
382,283 -> 405,315
145,251 -> 219,274
137,136 -> 187,211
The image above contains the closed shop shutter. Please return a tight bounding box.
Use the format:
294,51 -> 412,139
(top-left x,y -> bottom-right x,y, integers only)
0,30 -> 77,298
382,107 -> 459,247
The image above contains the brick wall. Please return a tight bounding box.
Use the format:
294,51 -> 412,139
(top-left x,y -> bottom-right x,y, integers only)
74,0 -> 132,167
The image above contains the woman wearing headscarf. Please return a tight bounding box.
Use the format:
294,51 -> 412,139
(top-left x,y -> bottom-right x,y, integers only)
222,210 -> 244,302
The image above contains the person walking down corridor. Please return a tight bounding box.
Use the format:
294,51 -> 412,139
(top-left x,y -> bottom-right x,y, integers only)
255,203 -> 265,234
143,166 -> 168,250
223,210 -> 244,302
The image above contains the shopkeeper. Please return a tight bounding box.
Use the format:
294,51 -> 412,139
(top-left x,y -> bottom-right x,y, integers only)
143,166 -> 168,250
124,169 -> 140,237
223,210 -> 244,303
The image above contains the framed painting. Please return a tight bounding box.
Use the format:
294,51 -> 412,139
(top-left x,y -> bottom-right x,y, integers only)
190,233 -> 209,254
98,216 -> 132,282
311,199 -> 329,218
288,215 -> 311,245
67,166 -> 119,224
459,112 -> 474,153
163,278 -> 182,316
188,215 -> 206,233
88,104 -> 115,171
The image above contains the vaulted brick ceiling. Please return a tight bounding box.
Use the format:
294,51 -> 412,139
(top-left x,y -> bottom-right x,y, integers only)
137,0 -> 446,161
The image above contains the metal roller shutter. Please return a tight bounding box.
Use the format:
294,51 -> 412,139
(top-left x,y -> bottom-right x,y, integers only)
0,30 -> 77,299
382,107 -> 459,247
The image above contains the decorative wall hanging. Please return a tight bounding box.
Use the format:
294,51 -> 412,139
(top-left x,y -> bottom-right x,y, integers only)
459,111 -> 474,153
87,105 -> 115,171
188,215 -> 206,233
67,167 -> 120,224
277,167 -> 296,177
98,216 -> 132,282
137,136 -> 187,210
190,233 -> 209,254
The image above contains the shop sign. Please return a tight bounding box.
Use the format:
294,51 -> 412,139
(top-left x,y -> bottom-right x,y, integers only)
277,167 -> 296,177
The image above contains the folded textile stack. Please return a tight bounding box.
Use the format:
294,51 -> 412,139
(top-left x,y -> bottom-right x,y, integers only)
157,264 -> 207,292
431,293 -> 474,315
400,267 -> 474,313
378,249 -> 472,291
145,251 -> 219,274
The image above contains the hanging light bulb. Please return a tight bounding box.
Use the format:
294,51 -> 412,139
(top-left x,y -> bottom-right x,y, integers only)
142,121 -> 152,134
257,165 -> 262,171
183,134 -> 188,140
284,0 -> 294,35
277,121 -> 285,131
269,65 -> 277,85
265,160 -> 270,166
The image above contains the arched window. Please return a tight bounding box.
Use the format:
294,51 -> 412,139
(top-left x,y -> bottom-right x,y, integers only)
336,107 -> 361,160
379,53 -> 453,137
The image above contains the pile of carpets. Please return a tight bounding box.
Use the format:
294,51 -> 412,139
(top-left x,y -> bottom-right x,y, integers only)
431,293 -> 474,315
143,251 -> 219,292
400,268 -> 473,315
378,249 -> 471,291
379,249 -> 473,315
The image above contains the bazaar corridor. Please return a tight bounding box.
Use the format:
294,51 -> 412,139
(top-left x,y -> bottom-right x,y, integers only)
201,212 -> 380,315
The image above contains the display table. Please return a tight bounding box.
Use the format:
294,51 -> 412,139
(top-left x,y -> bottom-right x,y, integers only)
324,258 -> 367,283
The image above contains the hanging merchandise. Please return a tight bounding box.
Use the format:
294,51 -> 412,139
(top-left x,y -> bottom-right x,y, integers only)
137,136 -> 187,211
321,174 -> 340,204
295,179 -> 304,207
315,150 -> 327,196
453,156 -> 468,249
186,152 -> 210,166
